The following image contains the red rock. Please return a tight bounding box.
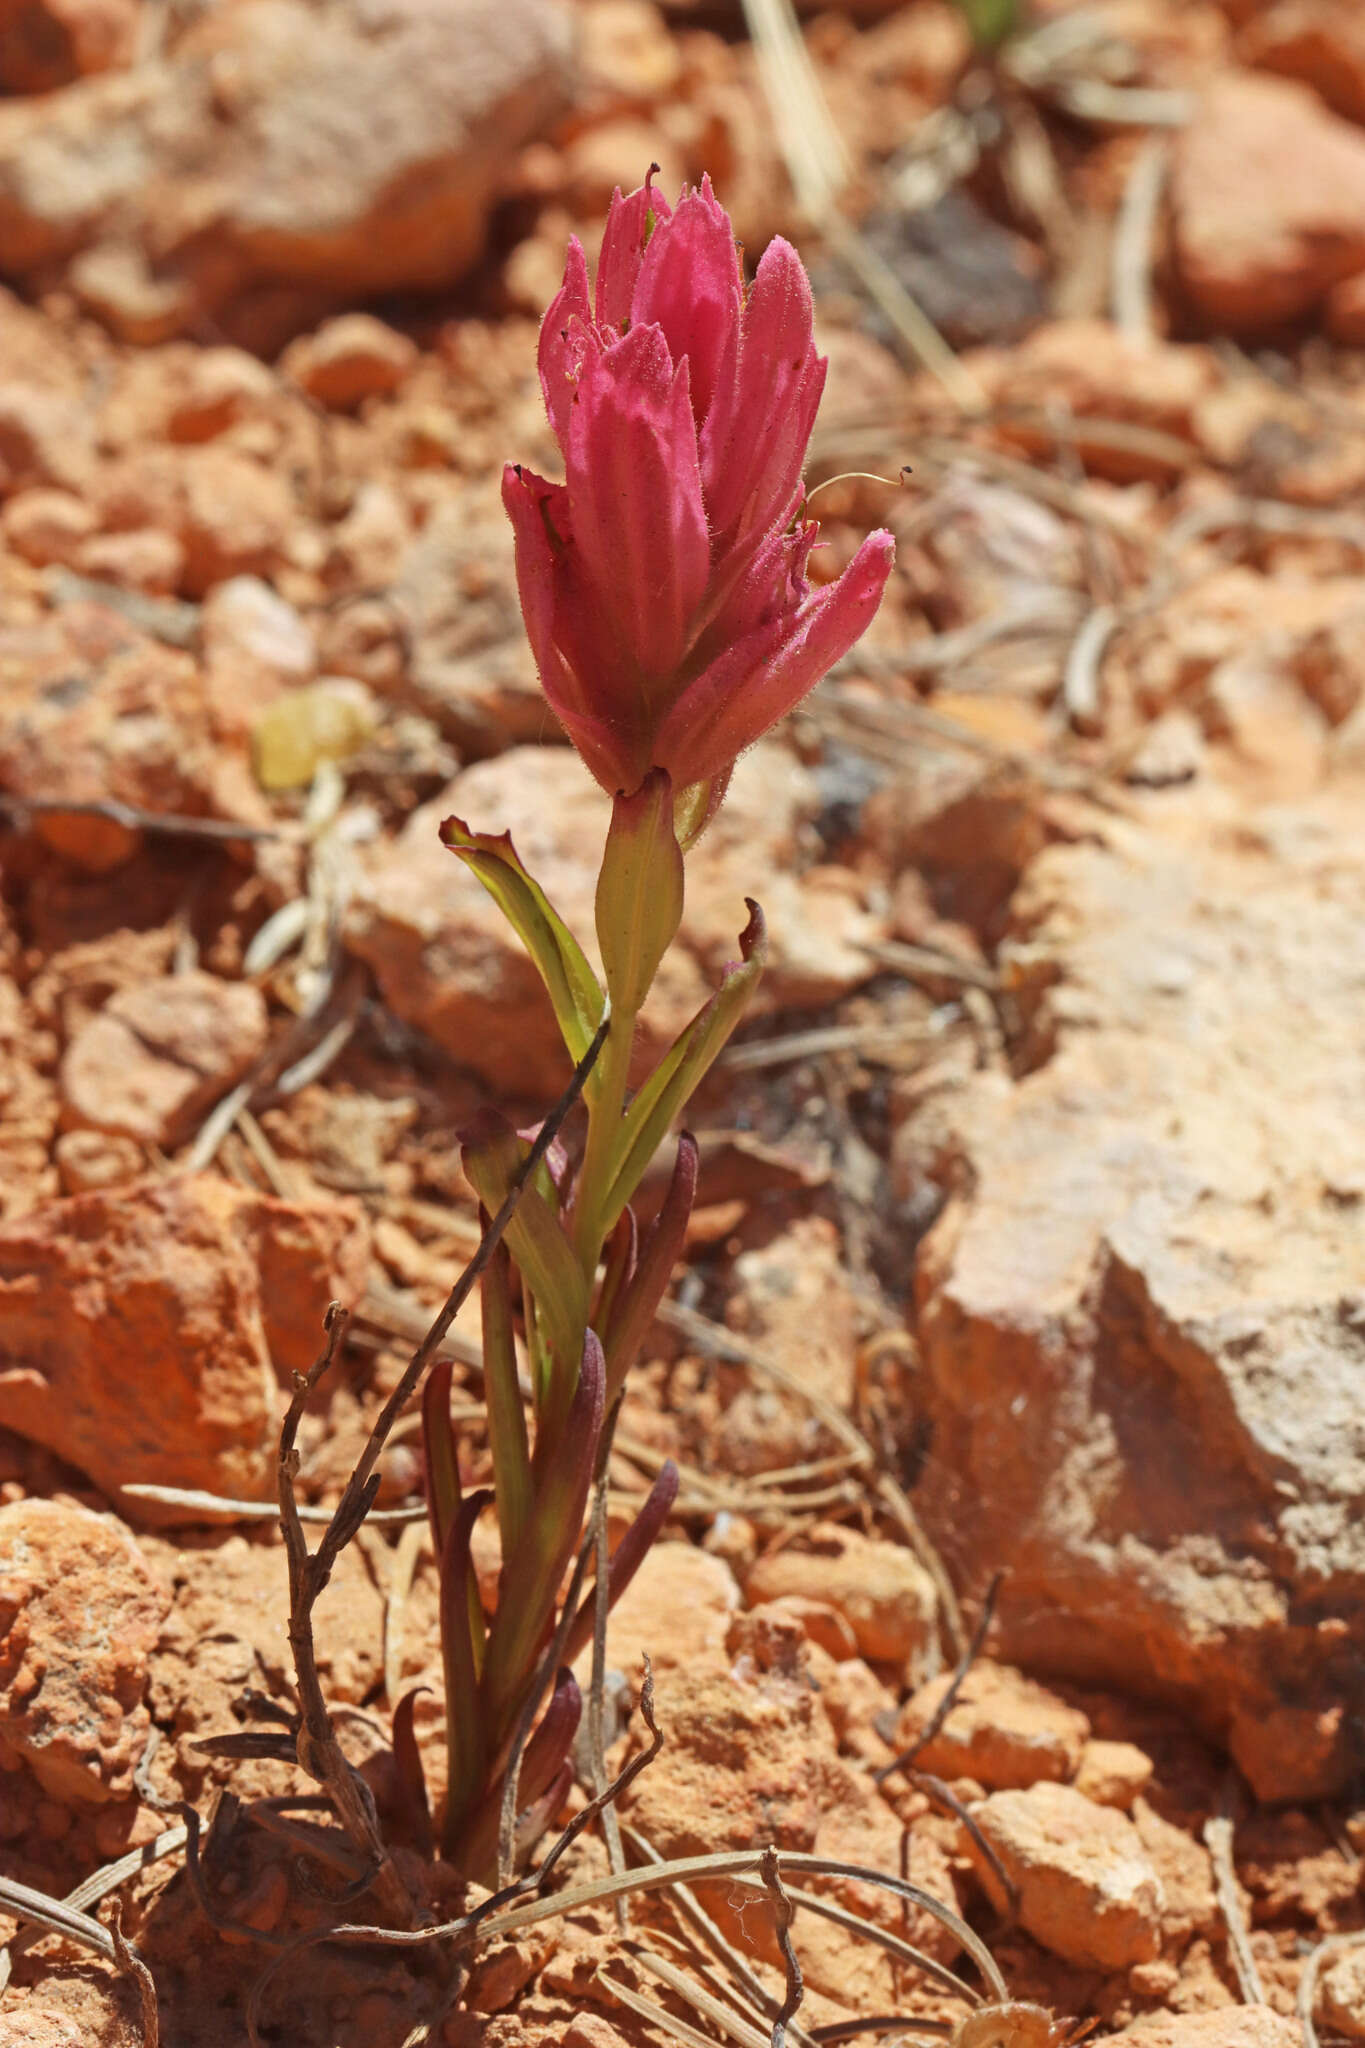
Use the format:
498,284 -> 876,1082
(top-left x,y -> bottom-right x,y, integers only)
74,527 -> 186,595
967,1782 -> 1163,1969
1242,0 -> 1365,126
53,1128 -> 146,1195
713,1217 -> 858,1477
176,446 -> 294,596
0,381 -> 92,496
283,314 -> 418,411
60,970 -> 269,1149
0,1499 -> 167,1803
0,1175 -> 370,1515
0,0 -> 138,93
906,788 -> 1365,1801
165,347 -> 277,443
0,2007 -> 84,2046
0,0 -> 571,344
1326,269 -> 1365,343
1073,1738 -> 1155,1809
984,321 -> 1216,482
1170,71 -> 1365,329
892,1658 -> 1090,1790
744,1522 -> 938,1669
573,1541 -> 739,1684
201,573 -> 316,736
1319,1946 -> 1365,2039
1112,2011 -> 1304,2048
1,489 -> 97,568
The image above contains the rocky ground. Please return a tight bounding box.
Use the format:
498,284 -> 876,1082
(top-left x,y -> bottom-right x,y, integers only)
0,0 -> 1363,2043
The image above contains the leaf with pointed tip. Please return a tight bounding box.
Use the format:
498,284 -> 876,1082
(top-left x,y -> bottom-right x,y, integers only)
451,1669 -> 583,1884
391,1688 -> 433,1860
439,1489 -> 492,1853
601,901 -> 765,1232
601,1135 -> 697,1407
562,1461 -> 679,1668
483,1332 -> 605,1722
461,1111 -> 590,1378
422,1357 -> 461,1561
441,817 -> 605,1077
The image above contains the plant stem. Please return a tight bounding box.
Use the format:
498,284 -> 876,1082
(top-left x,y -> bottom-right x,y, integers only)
571,999 -> 636,1275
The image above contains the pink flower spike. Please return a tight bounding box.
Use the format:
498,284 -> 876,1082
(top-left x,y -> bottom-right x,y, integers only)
632,179 -> 741,430
537,237 -> 592,449
652,529 -> 896,790
564,322 -> 710,691
595,175 -> 673,330
503,176 -> 894,808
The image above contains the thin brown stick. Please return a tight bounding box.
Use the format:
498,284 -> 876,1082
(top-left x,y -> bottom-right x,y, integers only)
760,1846 -> 804,2048
109,1900 -> 160,2048
0,791 -> 284,842
876,1573 -> 1002,1784
907,1770 -> 1019,1921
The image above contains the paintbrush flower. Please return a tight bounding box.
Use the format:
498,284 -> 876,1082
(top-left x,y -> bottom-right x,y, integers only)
503,174 -> 893,815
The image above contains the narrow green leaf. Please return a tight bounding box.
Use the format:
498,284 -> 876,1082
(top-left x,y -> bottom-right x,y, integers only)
462,1112 -> 590,1377
421,1358 -> 461,1561
595,768 -> 683,1015
439,1489 -> 492,1857
601,1134 -> 697,1407
481,1228 -> 531,1556
451,1669 -> 583,1884
483,1332 -> 605,1724
601,900 -> 766,1233
441,816 -> 605,1073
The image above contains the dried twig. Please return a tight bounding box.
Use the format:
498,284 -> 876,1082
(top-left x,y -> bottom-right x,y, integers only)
109,1900 -> 160,2048
760,1846 -> 804,2048
622,1823 -> 820,2048
877,1573 -> 1002,1785
1204,1786 -> 1265,2006
0,791 -> 283,843
905,1770 -> 1020,1922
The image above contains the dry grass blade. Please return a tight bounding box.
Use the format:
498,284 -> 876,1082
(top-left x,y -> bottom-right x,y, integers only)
1203,1789 -> 1264,2006
121,1483 -> 425,1526
735,0 -> 980,407
635,1946 -> 776,2048
0,1873 -> 118,1963
622,1823 -> 820,2048
0,1825 -> 188,1992
1111,136 -> 1167,341
483,1849 -> 1007,2000
603,1966 -> 740,2048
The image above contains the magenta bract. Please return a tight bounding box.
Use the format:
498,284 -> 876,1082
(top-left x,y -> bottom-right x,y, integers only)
504,175 -> 894,801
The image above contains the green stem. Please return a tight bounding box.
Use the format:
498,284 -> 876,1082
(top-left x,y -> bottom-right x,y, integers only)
570,998 -> 636,1276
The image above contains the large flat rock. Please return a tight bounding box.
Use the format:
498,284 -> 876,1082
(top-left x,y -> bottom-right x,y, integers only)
903,779 -> 1365,1800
